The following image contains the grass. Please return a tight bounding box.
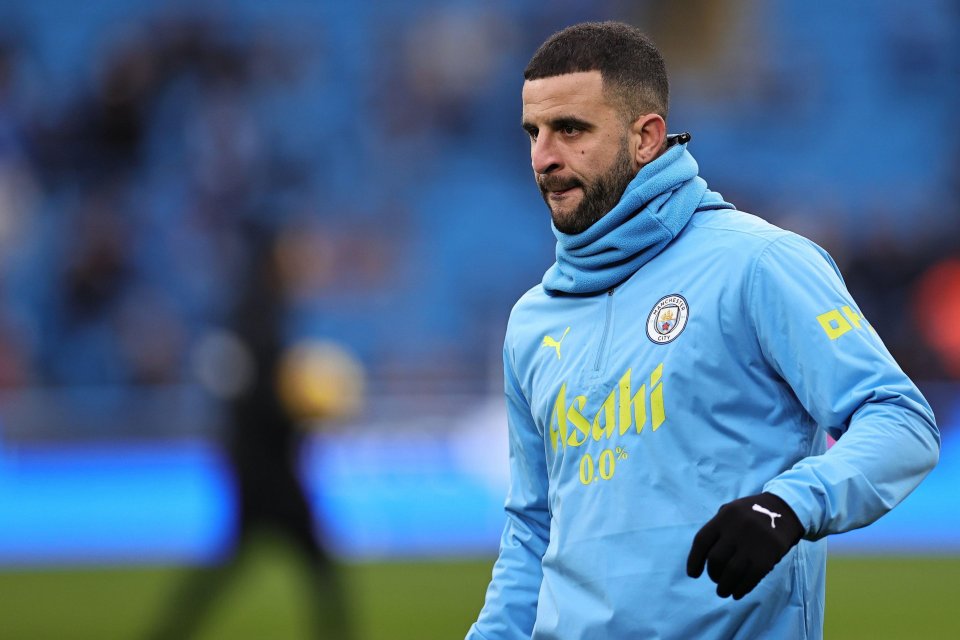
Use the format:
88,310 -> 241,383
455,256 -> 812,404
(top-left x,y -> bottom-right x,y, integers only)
824,556 -> 960,639
0,537 -> 492,640
0,544 -> 957,639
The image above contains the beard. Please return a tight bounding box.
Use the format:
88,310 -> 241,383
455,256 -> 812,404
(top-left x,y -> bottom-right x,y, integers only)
538,139 -> 637,235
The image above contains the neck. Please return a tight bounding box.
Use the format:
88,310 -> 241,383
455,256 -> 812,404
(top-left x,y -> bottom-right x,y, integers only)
541,142 -> 732,295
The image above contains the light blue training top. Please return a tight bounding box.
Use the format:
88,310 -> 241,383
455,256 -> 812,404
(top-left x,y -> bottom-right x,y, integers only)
467,142 -> 940,640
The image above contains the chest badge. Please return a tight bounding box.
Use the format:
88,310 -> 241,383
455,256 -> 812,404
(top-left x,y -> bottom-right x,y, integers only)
646,294 -> 689,344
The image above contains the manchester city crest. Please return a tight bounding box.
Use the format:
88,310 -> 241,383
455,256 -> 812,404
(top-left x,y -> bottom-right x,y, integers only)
646,294 -> 689,344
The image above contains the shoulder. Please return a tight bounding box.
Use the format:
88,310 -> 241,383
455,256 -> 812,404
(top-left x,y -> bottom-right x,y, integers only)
689,212 -> 849,319
501,284 -> 553,375
686,208 -> 838,272
688,208 -> 790,247
505,284 -> 551,340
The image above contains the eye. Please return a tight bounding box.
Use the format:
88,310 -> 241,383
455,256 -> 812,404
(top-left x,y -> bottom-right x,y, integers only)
561,125 -> 578,136
525,128 -> 539,141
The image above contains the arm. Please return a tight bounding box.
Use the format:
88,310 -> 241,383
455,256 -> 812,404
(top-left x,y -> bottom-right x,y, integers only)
688,234 -> 939,598
467,344 -> 551,640
751,235 -> 940,537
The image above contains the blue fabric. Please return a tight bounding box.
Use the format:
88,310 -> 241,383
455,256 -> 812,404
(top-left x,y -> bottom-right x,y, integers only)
542,142 -> 733,296
467,161 -> 939,639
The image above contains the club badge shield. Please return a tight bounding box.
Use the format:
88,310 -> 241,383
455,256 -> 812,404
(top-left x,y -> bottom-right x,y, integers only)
656,305 -> 680,335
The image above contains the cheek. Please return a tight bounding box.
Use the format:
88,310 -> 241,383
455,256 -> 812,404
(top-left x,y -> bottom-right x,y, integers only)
576,144 -> 614,177
570,142 -> 600,167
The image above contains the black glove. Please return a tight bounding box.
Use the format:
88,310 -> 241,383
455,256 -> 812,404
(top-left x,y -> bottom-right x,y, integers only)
686,492 -> 804,600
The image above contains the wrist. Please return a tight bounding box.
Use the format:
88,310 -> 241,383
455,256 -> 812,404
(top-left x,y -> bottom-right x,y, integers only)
757,492 -> 804,545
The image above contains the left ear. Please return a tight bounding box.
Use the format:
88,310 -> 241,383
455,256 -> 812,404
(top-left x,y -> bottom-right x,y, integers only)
629,114 -> 667,168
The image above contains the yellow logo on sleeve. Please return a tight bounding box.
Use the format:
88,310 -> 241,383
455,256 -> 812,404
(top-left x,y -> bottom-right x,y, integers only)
817,305 -> 875,340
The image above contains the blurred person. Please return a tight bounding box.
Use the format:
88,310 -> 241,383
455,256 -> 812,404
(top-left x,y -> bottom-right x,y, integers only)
147,225 -> 352,640
913,256 -> 960,378
0,312 -> 31,386
467,22 -> 939,640
37,186 -> 138,385
28,15 -> 260,190
0,36 -> 40,259
22,14 -> 292,389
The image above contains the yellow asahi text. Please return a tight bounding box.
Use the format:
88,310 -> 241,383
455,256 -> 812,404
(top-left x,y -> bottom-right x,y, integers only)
549,363 -> 665,451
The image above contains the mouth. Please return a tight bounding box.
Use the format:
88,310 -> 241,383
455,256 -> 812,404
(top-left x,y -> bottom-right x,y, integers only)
549,186 -> 580,198
540,181 -> 582,202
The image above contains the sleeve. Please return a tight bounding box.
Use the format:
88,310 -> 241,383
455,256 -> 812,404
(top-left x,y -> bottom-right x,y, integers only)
466,342 -> 551,640
747,235 -> 940,540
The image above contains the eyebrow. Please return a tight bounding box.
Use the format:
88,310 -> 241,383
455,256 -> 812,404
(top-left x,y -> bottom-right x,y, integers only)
521,115 -> 595,133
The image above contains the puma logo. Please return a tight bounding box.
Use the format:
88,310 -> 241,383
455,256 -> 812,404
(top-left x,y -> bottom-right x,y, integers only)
752,504 -> 782,529
541,327 -> 571,360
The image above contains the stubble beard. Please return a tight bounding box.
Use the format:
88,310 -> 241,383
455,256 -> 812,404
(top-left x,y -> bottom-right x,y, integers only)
539,139 -> 637,235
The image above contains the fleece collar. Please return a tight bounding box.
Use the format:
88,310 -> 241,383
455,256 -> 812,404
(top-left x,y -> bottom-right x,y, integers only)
542,142 -> 733,296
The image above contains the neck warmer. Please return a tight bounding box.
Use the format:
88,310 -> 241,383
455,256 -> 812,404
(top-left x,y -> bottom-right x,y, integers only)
542,143 -> 733,296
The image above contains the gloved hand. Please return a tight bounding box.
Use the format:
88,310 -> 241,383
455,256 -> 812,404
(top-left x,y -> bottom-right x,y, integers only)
686,492 -> 804,600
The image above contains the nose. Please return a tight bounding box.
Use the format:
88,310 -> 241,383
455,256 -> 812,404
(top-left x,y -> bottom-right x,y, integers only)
531,133 -> 563,175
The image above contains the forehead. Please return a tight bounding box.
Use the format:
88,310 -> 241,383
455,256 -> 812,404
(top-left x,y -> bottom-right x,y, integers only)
521,70 -> 614,121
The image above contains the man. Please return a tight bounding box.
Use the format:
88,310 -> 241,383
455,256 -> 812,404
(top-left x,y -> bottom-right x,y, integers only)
466,21 -> 939,640
148,226 -> 353,640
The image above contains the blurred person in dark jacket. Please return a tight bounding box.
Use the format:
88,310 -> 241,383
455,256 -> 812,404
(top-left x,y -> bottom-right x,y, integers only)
148,224 -> 355,640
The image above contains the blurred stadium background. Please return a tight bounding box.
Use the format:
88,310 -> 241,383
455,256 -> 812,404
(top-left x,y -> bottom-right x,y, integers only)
0,0 -> 957,638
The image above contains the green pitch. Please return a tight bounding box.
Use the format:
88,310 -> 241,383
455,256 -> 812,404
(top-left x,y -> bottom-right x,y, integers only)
0,545 -> 957,639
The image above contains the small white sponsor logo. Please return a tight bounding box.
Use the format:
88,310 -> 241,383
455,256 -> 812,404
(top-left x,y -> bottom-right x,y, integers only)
752,504 -> 782,529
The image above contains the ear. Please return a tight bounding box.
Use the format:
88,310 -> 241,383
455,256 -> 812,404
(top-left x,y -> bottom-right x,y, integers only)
629,114 -> 667,168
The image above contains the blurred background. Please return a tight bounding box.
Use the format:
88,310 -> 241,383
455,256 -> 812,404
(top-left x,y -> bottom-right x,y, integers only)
0,0 -> 957,638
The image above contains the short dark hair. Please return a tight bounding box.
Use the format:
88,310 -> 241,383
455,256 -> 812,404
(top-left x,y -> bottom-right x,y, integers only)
524,21 -> 669,122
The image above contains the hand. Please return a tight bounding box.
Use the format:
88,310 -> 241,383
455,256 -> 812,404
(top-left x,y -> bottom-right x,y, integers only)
686,492 -> 804,599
